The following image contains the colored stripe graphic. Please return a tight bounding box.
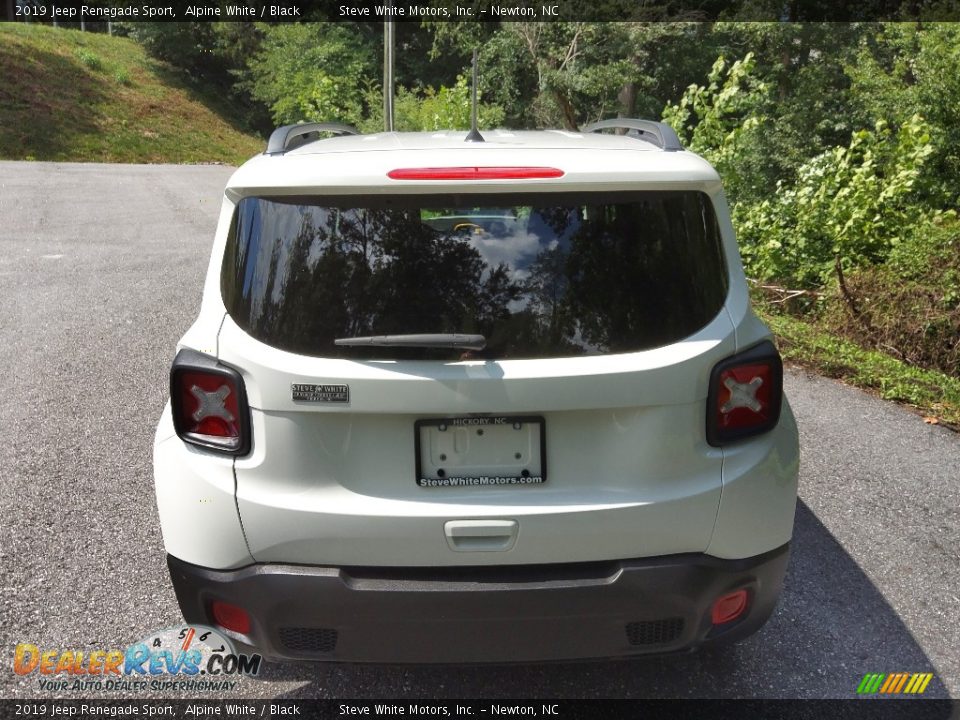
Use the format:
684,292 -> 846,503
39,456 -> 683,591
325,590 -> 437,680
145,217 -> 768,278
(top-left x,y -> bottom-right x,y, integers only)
857,672 -> 933,694
893,673 -> 909,693
880,674 -> 897,693
857,674 -> 885,694
890,673 -> 907,693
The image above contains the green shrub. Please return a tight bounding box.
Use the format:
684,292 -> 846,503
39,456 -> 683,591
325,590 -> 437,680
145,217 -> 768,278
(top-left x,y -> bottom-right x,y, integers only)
820,268 -> 960,377
360,77 -> 505,133
760,310 -> 960,426
75,49 -> 102,71
241,23 -> 374,127
662,53 -> 768,202
735,115 -> 935,289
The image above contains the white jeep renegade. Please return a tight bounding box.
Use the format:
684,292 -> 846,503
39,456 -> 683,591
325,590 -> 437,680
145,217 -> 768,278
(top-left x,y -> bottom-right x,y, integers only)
153,119 -> 800,663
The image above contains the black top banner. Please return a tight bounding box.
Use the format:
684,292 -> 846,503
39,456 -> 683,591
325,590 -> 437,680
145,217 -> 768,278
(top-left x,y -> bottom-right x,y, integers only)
2,700 -> 959,720
5,0 -> 960,22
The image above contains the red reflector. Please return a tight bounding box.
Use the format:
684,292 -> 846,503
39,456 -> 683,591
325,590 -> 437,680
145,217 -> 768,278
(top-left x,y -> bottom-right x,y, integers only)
211,600 -> 251,635
387,166 -> 564,180
715,362 -> 774,431
711,590 -> 749,625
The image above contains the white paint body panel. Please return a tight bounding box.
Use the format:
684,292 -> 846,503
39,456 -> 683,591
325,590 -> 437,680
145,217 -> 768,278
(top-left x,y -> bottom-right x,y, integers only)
225,321 -> 733,566
153,130 -> 799,570
708,399 -> 800,558
153,404 -> 253,569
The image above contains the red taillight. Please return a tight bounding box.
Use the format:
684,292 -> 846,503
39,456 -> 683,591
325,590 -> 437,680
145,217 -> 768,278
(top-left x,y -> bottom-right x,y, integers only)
716,362 -> 775,429
170,350 -> 249,455
706,341 -> 783,447
711,589 -> 749,626
387,166 -> 565,180
178,371 -> 240,436
211,600 -> 251,635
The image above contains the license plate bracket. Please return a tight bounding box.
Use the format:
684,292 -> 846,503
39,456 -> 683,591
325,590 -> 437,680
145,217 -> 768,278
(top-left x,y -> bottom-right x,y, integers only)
414,415 -> 546,488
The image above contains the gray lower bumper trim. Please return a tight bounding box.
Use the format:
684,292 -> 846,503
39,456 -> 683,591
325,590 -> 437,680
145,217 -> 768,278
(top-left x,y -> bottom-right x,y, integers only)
167,545 -> 789,663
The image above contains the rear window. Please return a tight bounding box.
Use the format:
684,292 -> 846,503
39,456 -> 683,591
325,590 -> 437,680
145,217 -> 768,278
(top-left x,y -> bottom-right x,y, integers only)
221,191 -> 728,361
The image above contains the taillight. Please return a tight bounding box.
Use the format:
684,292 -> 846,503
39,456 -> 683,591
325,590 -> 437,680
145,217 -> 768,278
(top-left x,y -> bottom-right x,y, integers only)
387,166 -> 564,180
706,340 -> 783,447
170,349 -> 250,455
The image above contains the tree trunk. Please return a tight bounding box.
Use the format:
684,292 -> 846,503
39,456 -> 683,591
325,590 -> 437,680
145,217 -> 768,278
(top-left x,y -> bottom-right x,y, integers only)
618,82 -> 637,119
835,255 -> 861,318
552,90 -> 579,131
779,50 -> 790,99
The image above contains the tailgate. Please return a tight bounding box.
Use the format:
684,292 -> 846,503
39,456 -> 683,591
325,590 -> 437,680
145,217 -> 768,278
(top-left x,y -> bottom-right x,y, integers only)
221,312 -> 735,567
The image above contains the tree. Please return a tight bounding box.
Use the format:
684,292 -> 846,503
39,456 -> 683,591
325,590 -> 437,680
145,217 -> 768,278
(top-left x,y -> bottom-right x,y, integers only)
242,23 -> 377,127
360,75 -> 505,133
662,52 -> 768,201
477,22 -> 637,129
709,22 -> 870,194
735,115 -> 935,294
614,23 -> 723,120
846,22 -> 960,208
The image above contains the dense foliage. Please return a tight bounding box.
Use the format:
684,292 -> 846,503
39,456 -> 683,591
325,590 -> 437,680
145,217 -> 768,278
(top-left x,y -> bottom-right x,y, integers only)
125,20 -> 959,378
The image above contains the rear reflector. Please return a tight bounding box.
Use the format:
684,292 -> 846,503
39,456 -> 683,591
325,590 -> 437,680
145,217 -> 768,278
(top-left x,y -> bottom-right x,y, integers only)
387,166 -> 564,180
711,589 -> 749,625
706,341 -> 783,447
211,600 -> 251,635
170,349 -> 250,455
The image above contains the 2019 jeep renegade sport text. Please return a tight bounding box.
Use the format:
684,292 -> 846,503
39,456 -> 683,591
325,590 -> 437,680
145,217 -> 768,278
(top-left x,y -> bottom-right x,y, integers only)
153,120 -> 800,663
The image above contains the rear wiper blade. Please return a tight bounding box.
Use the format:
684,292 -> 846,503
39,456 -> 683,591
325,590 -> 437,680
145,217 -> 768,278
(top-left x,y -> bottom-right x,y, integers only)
334,333 -> 487,351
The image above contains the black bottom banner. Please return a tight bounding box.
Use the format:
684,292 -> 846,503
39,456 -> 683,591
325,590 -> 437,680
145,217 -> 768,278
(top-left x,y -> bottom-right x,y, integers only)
2,700 -> 957,720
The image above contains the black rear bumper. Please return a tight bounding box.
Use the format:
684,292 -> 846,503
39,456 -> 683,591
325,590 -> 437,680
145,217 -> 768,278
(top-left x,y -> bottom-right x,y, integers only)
167,544 -> 789,663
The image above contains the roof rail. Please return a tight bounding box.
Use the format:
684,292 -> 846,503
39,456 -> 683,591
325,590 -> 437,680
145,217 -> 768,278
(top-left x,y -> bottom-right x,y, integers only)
265,122 -> 361,155
581,119 -> 684,152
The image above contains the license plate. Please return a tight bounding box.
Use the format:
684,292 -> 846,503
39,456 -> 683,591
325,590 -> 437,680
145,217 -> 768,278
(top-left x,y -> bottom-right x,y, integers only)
415,416 -> 546,488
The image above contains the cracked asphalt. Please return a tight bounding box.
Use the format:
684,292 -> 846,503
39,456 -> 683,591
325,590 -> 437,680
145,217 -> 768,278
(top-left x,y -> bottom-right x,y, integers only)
0,162 -> 957,701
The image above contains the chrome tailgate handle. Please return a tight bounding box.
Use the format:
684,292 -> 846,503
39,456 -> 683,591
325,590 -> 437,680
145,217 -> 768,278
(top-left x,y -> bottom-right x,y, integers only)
444,520 -> 518,552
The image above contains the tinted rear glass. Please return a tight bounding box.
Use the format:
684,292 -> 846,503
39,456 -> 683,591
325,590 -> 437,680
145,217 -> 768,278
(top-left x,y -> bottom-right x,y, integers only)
221,192 -> 728,361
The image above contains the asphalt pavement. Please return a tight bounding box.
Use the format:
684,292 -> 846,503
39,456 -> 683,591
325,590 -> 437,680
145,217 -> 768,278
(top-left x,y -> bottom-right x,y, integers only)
0,161 -> 957,700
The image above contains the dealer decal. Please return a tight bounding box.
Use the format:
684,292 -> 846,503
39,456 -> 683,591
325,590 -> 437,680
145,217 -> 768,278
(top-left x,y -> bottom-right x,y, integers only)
291,383 -> 350,403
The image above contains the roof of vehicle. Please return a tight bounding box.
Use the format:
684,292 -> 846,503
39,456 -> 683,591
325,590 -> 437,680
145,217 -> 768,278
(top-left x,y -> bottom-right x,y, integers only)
285,129 -> 663,154
225,126 -> 723,198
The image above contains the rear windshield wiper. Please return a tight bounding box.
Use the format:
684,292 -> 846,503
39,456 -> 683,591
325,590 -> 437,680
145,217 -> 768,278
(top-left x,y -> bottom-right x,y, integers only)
334,333 -> 487,351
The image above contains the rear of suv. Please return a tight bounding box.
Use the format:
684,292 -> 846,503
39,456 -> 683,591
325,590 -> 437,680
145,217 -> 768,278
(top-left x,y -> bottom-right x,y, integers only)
153,119 -> 799,663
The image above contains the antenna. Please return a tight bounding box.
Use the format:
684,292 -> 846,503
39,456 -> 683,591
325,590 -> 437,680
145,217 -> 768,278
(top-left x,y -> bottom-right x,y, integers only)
465,49 -> 485,143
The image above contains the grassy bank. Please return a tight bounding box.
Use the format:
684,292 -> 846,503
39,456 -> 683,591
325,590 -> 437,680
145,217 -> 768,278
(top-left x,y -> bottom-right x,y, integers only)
760,308 -> 960,429
0,24 -> 262,164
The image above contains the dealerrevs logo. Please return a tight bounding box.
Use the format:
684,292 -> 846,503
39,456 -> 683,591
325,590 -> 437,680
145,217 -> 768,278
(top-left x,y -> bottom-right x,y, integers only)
14,625 -> 261,692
